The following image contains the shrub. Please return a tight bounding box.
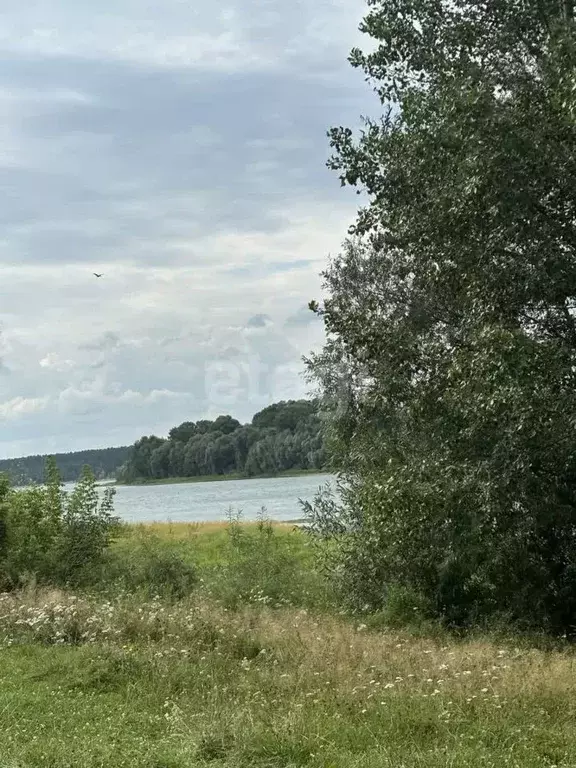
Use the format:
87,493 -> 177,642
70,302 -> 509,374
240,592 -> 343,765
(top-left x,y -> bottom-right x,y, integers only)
0,458 -> 119,589
207,509 -> 326,610
102,536 -> 198,599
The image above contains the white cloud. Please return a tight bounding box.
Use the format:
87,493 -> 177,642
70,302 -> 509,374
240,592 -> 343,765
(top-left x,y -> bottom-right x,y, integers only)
0,0 -> 373,457
0,0 -> 365,75
39,353 -> 75,371
0,200 -> 342,455
0,395 -> 49,420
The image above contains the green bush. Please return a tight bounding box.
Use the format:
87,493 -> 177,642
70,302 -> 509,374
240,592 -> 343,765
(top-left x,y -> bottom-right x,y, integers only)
363,585 -> 436,633
307,332 -> 576,633
207,509 -> 328,610
0,458 -> 119,589
101,534 -> 198,599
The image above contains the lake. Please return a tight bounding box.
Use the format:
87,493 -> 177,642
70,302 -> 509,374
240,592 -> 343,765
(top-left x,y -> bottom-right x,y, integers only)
99,473 -> 335,524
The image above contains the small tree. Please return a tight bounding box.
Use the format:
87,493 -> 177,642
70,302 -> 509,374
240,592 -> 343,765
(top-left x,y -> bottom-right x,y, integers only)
55,465 -> 118,584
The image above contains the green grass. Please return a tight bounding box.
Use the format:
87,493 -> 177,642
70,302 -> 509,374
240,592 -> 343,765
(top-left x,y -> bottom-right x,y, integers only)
117,468 -> 330,486
106,519 -> 328,608
111,520 -> 309,569
1,522 -> 576,767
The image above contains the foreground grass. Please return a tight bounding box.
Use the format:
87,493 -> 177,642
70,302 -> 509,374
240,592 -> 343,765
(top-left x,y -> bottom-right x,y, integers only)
1,523 -> 575,767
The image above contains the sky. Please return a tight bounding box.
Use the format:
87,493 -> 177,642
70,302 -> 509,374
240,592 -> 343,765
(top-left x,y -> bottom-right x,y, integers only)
0,0 -> 374,458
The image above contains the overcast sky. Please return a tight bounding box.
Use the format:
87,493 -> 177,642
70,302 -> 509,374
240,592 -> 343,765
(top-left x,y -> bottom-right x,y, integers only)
0,0 -> 373,458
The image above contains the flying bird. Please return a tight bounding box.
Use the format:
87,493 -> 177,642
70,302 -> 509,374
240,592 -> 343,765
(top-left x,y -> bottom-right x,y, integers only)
93,273 -> 103,278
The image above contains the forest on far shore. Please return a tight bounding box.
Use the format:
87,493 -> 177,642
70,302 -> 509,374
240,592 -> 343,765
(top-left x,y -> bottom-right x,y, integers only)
116,399 -> 326,483
0,446 -> 131,486
0,400 -> 326,486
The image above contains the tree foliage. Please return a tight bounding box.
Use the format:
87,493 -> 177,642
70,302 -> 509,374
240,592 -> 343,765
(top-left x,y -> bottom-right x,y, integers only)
117,400 -> 326,482
306,0 -> 576,632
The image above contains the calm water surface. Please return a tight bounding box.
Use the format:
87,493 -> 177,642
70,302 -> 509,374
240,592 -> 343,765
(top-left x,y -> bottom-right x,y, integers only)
99,474 -> 335,523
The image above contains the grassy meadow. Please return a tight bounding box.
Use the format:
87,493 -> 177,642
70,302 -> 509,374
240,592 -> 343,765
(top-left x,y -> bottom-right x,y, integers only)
1,520 -> 575,767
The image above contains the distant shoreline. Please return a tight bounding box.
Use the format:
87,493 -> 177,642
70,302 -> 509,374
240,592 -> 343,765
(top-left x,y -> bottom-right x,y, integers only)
115,468 -> 331,487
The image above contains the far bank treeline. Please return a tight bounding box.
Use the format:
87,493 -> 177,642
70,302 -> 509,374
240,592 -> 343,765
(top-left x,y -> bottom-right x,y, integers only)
0,447 -> 131,486
117,399 -> 327,483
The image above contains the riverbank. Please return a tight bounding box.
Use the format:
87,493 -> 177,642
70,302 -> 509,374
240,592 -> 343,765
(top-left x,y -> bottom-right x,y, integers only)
116,467 -> 331,486
0,521 -> 574,767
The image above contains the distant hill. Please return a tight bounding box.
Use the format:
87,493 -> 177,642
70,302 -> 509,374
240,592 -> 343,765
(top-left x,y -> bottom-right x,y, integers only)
0,446 -> 131,486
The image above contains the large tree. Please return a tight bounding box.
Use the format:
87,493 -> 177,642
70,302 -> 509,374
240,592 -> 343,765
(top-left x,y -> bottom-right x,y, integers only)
307,0 -> 576,631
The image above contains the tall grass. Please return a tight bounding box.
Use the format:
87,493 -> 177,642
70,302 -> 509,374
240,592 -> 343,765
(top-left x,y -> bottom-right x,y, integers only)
0,584 -> 575,766
0,517 -> 575,766
102,510 -> 332,610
